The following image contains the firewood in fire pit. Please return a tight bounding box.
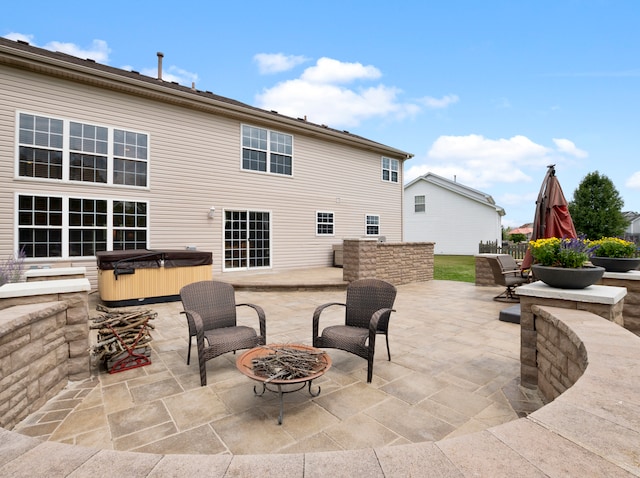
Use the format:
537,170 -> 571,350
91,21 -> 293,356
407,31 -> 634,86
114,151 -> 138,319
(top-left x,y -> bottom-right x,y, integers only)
248,346 -> 327,382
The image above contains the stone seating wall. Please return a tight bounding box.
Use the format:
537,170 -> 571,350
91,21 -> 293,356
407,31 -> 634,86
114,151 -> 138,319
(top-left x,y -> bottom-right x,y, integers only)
1,297 -> 639,475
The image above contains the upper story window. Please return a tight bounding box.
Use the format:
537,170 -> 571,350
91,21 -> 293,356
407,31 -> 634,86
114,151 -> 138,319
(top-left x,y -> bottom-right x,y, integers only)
415,195 -> 426,213
18,114 -> 63,179
17,194 -> 148,259
366,214 -> 380,235
17,113 -> 148,188
382,157 -> 399,183
242,125 -> 293,176
316,211 -> 334,235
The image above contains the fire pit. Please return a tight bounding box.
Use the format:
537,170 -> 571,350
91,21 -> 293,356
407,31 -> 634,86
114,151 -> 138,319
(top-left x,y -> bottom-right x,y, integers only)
236,344 -> 331,424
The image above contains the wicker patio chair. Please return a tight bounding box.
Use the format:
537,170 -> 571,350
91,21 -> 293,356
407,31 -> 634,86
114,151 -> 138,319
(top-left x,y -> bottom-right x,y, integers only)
312,278 -> 396,383
488,255 -> 530,302
180,280 -> 266,386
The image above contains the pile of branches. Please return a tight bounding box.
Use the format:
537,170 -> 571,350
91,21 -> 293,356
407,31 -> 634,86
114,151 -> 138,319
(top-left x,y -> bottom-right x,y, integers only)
90,304 -> 156,367
251,346 -> 327,382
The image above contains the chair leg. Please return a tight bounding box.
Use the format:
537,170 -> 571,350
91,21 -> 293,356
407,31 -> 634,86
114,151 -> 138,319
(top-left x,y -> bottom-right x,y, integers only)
385,333 -> 391,361
187,336 -> 192,365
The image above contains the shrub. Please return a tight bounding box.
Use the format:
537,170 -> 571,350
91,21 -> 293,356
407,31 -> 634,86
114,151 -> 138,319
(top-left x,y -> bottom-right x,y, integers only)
589,237 -> 637,258
529,237 -> 597,268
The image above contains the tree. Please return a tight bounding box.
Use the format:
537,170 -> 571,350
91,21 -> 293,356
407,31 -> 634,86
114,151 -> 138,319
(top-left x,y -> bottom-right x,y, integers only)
568,171 -> 628,239
509,233 -> 527,243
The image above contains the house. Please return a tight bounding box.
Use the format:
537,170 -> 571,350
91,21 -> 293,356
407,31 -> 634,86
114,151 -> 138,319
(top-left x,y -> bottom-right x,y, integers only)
623,211 -> 640,243
403,172 -> 504,255
0,38 -> 413,289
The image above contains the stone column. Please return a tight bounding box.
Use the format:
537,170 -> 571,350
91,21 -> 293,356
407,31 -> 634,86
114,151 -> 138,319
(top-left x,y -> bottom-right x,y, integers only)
342,238 -> 378,282
599,270 -> 640,336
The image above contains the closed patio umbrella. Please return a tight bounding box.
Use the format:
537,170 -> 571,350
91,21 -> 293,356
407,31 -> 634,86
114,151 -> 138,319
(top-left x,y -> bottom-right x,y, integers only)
521,165 -> 577,270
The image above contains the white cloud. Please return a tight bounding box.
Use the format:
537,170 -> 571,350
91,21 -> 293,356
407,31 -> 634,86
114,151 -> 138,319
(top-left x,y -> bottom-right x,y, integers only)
405,134 -> 558,188
626,171 -> 640,189
300,57 -> 381,84
552,138 -> 588,158
4,32 -> 33,43
255,56 -> 425,127
254,53 -> 308,74
3,33 -> 111,63
45,39 -> 110,63
419,94 -> 459,109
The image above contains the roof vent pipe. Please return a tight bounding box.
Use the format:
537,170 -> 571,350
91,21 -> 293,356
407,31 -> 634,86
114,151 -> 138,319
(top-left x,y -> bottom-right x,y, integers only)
157,52 -> 164,80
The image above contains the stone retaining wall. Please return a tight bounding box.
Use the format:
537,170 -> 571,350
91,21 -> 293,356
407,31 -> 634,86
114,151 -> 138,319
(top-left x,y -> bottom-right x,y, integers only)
534,306 -> 588,401
2,304 -> 639,475
0,280 -> 91,429
0,302 -> 75,429
342,239 -> 434,285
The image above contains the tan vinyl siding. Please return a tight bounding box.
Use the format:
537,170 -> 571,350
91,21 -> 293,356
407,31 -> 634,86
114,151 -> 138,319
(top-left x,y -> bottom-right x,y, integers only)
1,59 -> 406,288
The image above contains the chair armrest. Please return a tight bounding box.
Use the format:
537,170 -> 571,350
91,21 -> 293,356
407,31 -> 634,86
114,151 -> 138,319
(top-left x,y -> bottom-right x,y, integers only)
237,303 -> 266,340
182,309 -> 205,345
369,308 -> 396,334
312,302 -> 345,338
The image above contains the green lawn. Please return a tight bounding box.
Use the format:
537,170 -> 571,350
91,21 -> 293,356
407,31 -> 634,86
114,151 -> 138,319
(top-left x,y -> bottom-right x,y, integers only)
433,255 -> 475,283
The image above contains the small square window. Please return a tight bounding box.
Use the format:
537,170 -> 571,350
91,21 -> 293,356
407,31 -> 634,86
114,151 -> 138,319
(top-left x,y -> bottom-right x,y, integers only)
317,212 -> 334,235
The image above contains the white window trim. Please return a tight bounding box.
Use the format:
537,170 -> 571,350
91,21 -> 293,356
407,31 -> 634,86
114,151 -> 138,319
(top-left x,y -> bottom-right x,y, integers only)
15,110 -> 151,190
240,123 -> 294,177
381,156 -> 399,183
316,211 -> 335,236
221,208 -> 273,272
14,192 -> 149,260
415,195 -> 426,213
365,214 -> 380,236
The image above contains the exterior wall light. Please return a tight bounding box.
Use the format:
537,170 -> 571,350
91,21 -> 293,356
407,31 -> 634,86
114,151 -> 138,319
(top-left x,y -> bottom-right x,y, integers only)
208,206 -> 216,219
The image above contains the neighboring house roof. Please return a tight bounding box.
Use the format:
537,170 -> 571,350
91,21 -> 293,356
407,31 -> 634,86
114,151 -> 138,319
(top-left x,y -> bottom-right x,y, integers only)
0,37 -> 413,161
404,172 -> 505,216
623,211 -> 640,222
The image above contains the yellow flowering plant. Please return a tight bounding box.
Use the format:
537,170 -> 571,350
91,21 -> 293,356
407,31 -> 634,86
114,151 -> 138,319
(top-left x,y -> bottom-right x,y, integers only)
589,237 -> 637,258
528,237 -> 597,268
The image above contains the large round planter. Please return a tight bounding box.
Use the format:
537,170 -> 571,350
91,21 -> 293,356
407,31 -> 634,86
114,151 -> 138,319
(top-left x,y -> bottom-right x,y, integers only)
590,256 -> 640,273
531,264 -> 605,289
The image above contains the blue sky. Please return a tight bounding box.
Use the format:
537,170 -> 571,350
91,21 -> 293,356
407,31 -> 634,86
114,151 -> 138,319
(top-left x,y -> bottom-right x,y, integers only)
3,0 -> 639,228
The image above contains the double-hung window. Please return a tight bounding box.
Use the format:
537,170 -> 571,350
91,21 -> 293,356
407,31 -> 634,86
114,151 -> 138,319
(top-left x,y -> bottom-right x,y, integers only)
316,212 -> 334,235
17,194 -> 148,258
242,125 -> 293,176
382,157 -> 399,183
366,214 -> 380,236
415,195 -> 426,213
17,112 -> 148,187
18,114 -> 64,179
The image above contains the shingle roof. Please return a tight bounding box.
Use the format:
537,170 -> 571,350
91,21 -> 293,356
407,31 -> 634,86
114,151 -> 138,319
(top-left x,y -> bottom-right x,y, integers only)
0,36 -> 413,160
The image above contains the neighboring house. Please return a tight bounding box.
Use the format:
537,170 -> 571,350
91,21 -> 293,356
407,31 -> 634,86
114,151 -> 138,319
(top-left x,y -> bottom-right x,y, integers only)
0,38 -> 412,288
623,211 -> 640,243
403,172 -> 505,255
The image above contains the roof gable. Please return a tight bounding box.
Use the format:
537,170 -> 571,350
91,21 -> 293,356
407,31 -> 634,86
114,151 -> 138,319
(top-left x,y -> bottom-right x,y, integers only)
405,172 -> 505,215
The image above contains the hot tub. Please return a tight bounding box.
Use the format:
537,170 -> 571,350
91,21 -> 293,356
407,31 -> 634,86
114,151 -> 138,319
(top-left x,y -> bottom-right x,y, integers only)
96,249 -> 213,306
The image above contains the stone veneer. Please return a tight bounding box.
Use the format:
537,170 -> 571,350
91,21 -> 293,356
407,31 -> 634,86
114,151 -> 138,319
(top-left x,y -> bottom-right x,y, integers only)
599,270 -> 640,336
0,279 -> 91,429
517,282 -> 626,390
1,304 -> 639,476
342,239 -> 434,285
